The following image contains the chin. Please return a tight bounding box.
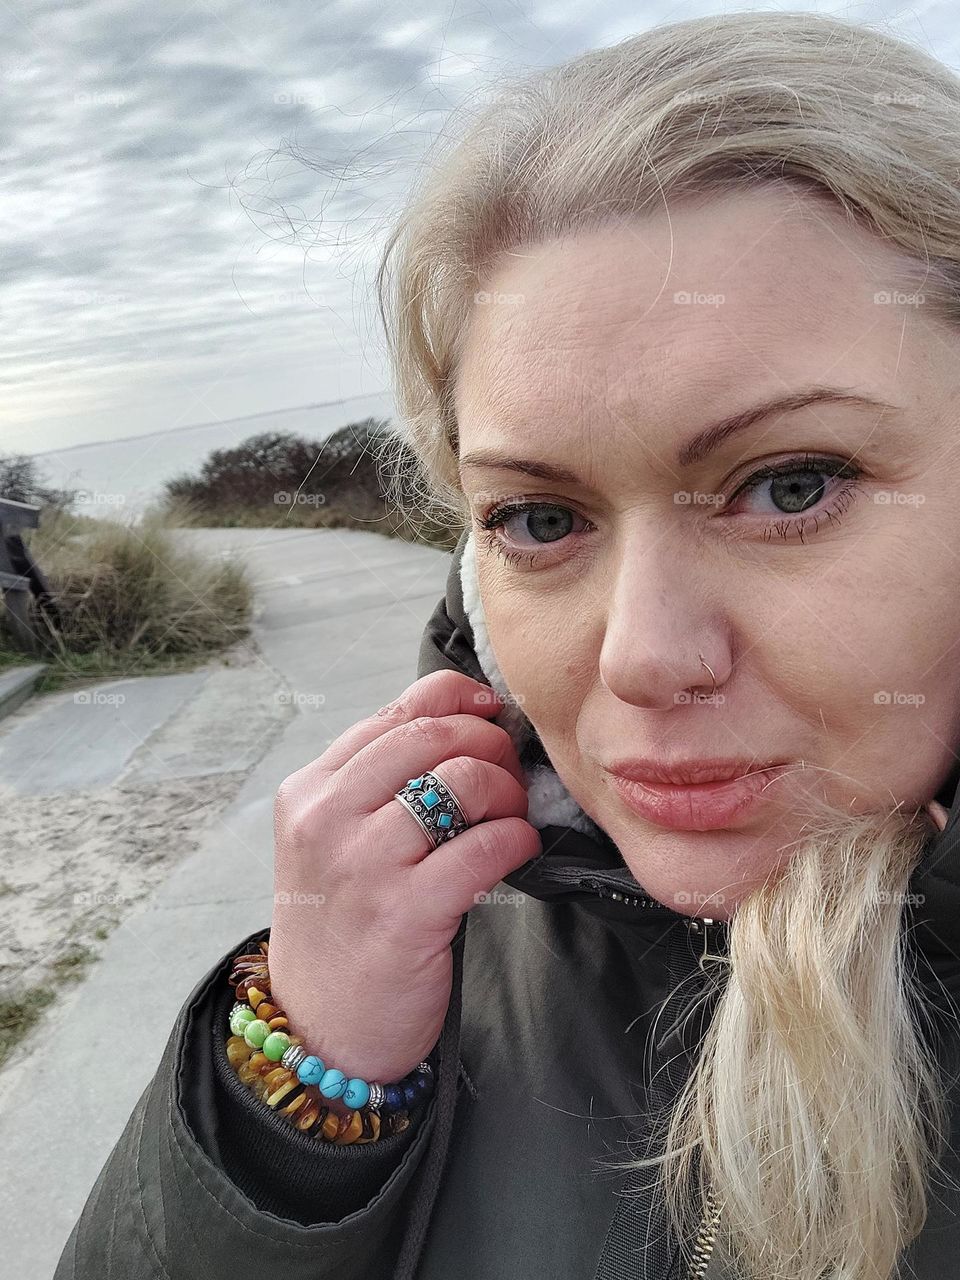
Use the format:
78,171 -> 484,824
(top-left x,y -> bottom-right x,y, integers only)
614,821 -> 785,909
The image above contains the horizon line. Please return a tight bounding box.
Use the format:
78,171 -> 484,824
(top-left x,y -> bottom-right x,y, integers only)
31,390 -> 394,458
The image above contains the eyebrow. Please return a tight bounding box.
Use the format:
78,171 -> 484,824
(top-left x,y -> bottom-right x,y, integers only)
458,385 -> 903,480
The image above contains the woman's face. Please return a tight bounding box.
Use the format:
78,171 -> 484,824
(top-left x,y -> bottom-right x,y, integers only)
454,184 -> 960,920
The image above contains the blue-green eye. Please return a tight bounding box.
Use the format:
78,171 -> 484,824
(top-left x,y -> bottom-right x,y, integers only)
476,500 -> 591,565
487,502 -> 574,543
722,453 -> 863,539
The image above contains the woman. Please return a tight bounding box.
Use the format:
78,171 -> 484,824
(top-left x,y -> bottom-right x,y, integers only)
55,10 -> 960,1280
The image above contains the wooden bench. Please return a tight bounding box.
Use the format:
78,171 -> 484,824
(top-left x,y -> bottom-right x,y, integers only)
0,497 -> 60,654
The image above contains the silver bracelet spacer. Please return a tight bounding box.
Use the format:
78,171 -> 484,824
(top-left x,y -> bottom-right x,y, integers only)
281,1044 -> 307,1074
367,1082 -> 386,1110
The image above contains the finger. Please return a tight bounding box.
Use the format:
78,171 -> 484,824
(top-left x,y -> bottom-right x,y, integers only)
366,757 -> 530,864
339,712 -> 527,810
926,799 -> 949,832
410,815 -> 543,927
298,669 -> 505,780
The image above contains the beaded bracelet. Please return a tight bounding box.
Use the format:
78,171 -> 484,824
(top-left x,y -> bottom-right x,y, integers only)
224,940 -> 438,1146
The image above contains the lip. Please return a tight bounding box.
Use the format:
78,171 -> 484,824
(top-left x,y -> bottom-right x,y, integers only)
604,758 -> 792,831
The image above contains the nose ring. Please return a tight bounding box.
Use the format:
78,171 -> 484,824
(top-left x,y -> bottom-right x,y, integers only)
698,652 -> 718,697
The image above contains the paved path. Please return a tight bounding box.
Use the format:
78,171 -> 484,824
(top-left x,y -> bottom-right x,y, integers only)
2,527 -> 450,1277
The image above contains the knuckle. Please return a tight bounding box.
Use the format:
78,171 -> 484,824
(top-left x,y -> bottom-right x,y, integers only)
421,668 -> 467,693
275,770 -> 333,839
398,714 -> 443,747
440,754 -> 487,799
275,772 -> 301,813
372,694 -> 407,720
464,819 -> 505,864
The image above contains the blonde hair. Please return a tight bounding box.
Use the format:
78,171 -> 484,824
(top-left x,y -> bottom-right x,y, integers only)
371,10 -> 960,1277
600,793 -> 953,1280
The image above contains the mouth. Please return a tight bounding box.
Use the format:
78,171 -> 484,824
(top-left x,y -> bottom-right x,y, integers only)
604,760 -> 793,832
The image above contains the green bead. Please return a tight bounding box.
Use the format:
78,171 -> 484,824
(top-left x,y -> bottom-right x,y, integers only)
262,1031 -> 291,1062
230,1007 -> 256,1037
243,1018 -> 270,1049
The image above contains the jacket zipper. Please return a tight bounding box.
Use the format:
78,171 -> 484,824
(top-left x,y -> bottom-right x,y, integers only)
580,873 -> 727,1278
578,874 -> 731,969
686,1186 -> 722,1277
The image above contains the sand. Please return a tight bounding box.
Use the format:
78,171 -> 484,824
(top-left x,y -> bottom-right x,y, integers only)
0,640 -> 292,1058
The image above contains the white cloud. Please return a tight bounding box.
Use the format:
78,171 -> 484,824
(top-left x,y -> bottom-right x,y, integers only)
3,0 -> 957,453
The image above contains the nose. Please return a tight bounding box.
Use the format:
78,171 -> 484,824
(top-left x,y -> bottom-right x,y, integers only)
597,535 -> 732,711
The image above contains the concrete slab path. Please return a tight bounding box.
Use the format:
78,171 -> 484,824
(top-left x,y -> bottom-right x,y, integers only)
1,526 -> 451,1277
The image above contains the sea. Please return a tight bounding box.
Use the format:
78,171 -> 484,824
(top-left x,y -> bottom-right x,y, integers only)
29,392 -> 396,521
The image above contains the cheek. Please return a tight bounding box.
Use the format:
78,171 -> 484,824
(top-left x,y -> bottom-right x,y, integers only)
765,556 -> 959,704
752,545 -> 905,681
758,569 -> 960,797
481,589 -> 590,734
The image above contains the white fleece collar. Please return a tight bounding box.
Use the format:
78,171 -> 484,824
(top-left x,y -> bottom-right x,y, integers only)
458,530 -> 605,838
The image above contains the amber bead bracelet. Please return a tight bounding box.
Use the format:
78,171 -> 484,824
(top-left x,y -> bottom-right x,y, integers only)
225,940 -> 438,1145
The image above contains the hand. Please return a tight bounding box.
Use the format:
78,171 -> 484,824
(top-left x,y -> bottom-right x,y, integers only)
267,669 -> 542,1097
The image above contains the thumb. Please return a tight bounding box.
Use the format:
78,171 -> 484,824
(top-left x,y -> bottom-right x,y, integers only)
925,799 -> 949,832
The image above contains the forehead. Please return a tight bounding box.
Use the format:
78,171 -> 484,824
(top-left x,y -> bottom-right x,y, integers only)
453,187 -> 924,442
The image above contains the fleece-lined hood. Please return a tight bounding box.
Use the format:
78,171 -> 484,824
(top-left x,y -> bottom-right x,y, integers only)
417,528 -> 960,970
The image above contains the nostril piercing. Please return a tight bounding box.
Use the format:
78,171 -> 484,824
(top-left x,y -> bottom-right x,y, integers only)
698,652 -> 718,697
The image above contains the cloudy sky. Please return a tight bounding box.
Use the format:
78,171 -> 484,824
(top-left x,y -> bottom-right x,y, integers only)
4,0 -> 957,455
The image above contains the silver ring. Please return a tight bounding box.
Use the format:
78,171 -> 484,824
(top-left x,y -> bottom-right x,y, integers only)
698,652 -> 718,697
393,769 -> 472,849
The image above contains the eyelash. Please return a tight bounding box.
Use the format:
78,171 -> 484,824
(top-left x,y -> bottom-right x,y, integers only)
475,453 -> 865,567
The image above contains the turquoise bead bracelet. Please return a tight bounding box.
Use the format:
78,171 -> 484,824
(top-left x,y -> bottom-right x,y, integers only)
228,999 -> 436,1112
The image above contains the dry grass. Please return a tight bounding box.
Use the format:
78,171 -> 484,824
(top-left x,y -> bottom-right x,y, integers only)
169,493 -> 461,549
2,499 -> 253,690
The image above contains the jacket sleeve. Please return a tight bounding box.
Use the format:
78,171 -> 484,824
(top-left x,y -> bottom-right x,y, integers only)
53,920 -> 468,1280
